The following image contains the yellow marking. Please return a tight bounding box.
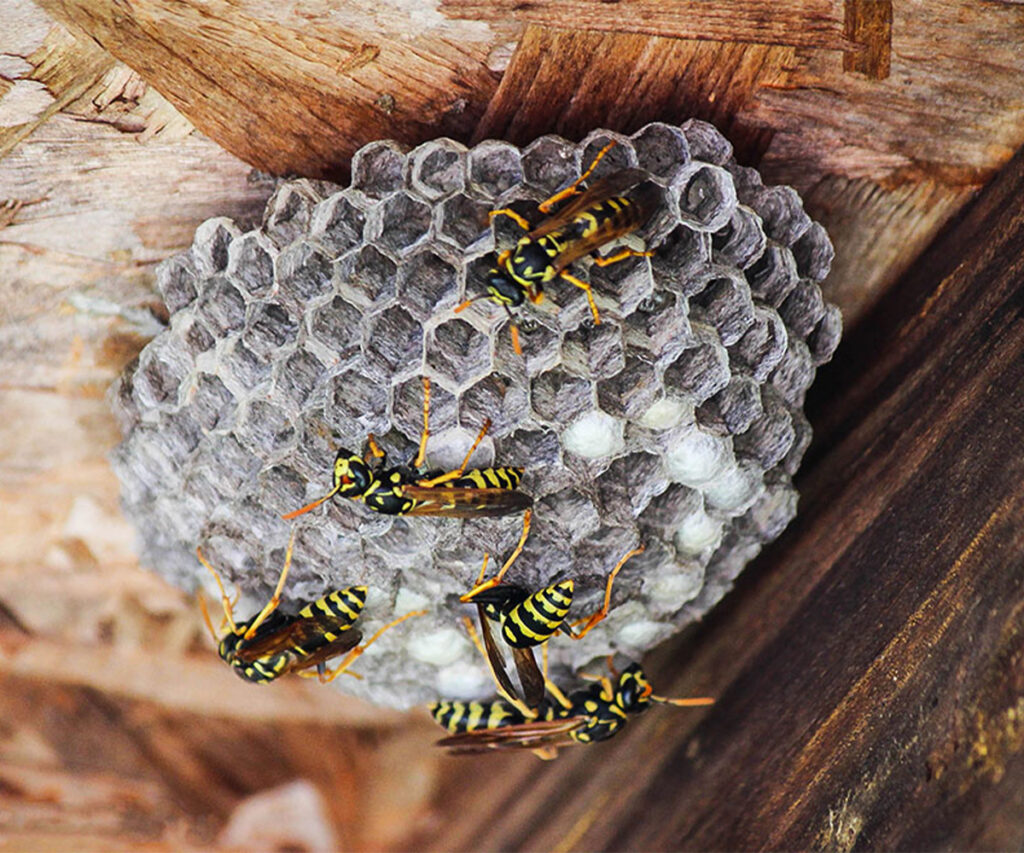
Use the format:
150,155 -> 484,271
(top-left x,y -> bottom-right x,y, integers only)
467,702 -> 485,729
507,608 -> 555,641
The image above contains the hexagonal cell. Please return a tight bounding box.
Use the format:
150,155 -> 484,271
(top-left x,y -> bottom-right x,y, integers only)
744,241 -> 799,307
727,163 -> 764,199
490,310 -> 561,376
396,249 -> 459,320
310,191 -> 367,258
262,182 -> 320,247
630,122 -> 691,184
562,410 -> 624,463
459,372 -> 530,437
276,347 -> 327,408
251,463 -> 307,519
157,254 -> 199,313
364,304 -> 424,379
191,217 -> 239,277
194,434 -> 263,497
662,425 -> 734,488
739,474 -> 798,543
108,372 -> 139,435
154,408 -> 203,460
242,300 -> 299,359
195,276 -> 246,337
770,337 -> 815,408
589,251 -> 654,318
673,504 -> 725,557
487,197 -> 537,247
733,386 -> 795,470
697,375 -> 764,436
132,336 -> 192,410
375,192 -> 432,254
791,221 -> 834,282
580,132 -> 637,180
674,163 -> 738,233
749,185 -> 812,247
808,303 -> 843,366
436,192 -> 492,252
650,224 -> 711,293
326,366 -> 390,435
622,291 -> 692,364
638,482 -> 702,536
680,119 -> 733,165
308,295 -> 363,364
703,459 -> 765,515
783,409 -> 813,476
425,317 -> 490,388
391,374 -> 456,448
533,487 -> 601,549
728,306 -> 789,383
522,135 -> 579,196
409,139 -> 467,201
275,241 -> 333,303
220,339 -> 272,391
595,351 -> 659,420
337,245 -> 398,309
712,204 -> 767,270
468,140 -> 523,199
530,369 -> 592,425
779,279 -> 826,340
351,140 -> 407,199
226,232 -> 275,298
561,321 -> 624,380
688,270 -> 755,346
181,317 -> 214,356
596,452 -> 667,525
662,332 -> 730,405
188,373 -> 237,431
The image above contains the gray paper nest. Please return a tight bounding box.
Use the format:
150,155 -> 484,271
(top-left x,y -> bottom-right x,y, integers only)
110,121 -> 840,709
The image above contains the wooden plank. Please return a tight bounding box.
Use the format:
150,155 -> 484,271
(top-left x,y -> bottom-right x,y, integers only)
844,0 -> 892,78
413,135 -> 1024,853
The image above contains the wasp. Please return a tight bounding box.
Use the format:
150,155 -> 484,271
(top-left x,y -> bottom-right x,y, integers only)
456,140 -> 661,354
459,509 -> 644,710
197,529 -> 425,683
283,376 -> 531,521
431,660 -> 713,758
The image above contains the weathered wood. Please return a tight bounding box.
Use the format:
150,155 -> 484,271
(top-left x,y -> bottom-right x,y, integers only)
844,0 -> 892,78
412,133 -> 1024,853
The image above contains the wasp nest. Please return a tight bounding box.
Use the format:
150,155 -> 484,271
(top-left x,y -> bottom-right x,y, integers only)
110,122 -> 840,709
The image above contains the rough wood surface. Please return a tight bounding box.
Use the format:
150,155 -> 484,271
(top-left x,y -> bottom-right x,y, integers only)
410,136 -> 1024,853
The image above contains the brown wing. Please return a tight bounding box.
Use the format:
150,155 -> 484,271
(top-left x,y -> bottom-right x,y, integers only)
435,715 -> 587,754
512,647 -> 546,709
400,485 -> 532,518
279,629 -> 364,677
235,616 -> 361,663
528,169 -> 649,240
477,607 -> 520,701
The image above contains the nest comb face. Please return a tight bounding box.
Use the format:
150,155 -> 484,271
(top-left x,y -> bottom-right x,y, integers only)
110,122 -> 840,709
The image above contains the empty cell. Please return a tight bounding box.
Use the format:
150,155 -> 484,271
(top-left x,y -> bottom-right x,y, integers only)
220,340 -> 271,390
364,305 -> 424,378
235,399 -> 297,457
262,182 -> 318,247
437,193 -> 492,251
392,374 -> 456,445
698,375 -> 763,436
522,135 -> 579,195
195,276 -> 246,337
276,348 -> 327,407
726,163 -> 764,199
596,352 -> 659,420
396,250 -> 459,320
638,482 -> 702,534
157,254 -> 199,313
460,373 -> 530,437
688,272 -> 755,346
494,314 -> 561,376
749,185 -> 812,247
197,434 -> 263,496
674,163 -> 737,233
133,337 -> 191,410
351,140 -> 407,199
740,475 -> 798,543
664,427 -> 732,487
468,140 -> 523,199
488,197 -> 537,247
309,295 -> 363,363
495,427 -> 562,471
728,306 -> 789,383
580,132 -> 636,180
409,139 -> 467,201
650,224 -> 711,293
589,251 -> 654,318
744,241 -> 799,307
712,205 -> 767,269
622,291 -> 693,364
189,373 -> 237,431
680,119 -> 733,165
227,232 -> 275,298
276,242 -> 333,302
791,221 -> 835,282
562,321 -> 624,380
562,410 -> 624,459
376,192 -> 432,254
733,386 -> 795,470
338,245 -> 397,308
770,337 -> 815,408
426,318 -> 490,388
243,301 -> 298,359
531,369 -> 592,424
311,192 -> 367,258
630,122 -> 691,183
253,464 -> 308,517
156,408 -> 203,458
191,218 -> 239,276
662,334 -> 730,405
534,487 -> 601,548
109,373 -> 139,434
779,280 -> 826,340
327,367 -> 390,435
783,409 -> 813,476
596,452 -> 667,524
808,303 -> 843,366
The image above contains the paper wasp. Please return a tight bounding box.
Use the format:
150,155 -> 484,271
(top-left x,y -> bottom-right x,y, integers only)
456,140 -> 661,354
197,529 -> 424,683
459,509 -> 644,710
431,660 -> 713,758
283,376 -> 531,521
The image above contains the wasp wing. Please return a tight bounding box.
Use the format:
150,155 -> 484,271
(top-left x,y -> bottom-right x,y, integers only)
477,605 -> 520,702
235,613 -> 361,662
527,169 -> 649,240
512,647 -> 546,709
280,629 -> 364,678
435,715 -> 587,754
400,485 -> 532,518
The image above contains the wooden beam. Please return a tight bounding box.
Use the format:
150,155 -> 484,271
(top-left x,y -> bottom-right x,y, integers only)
844,0 -> 892,79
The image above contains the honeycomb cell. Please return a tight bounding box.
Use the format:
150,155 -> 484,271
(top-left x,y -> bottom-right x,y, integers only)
157,254 -> 199,313
771,337 -> 815,408
189,373 -> 237,431
375,192 -> 432,254
663,332 -> 730,405
712,205 -> 767,269
783,409 -> 813,476
396,249 -> 459,320
779,279 -> 826,340
195,277 -> 246,337
630,123 -> 691,184
262,182 -> 320,247
702,459 -> 764,515
311,191 -> 367,258
193,435 -> 263,498
243,301 -> 299,360
688,270 -> 755,346
589,252 -> 654,318
745,241 -> 799,307
534,487 -> 601,549
192,218 -> 239,276
580,132 -> 637,180
808,303 -> 843,366
274,242 -> 333,303
733,386 -> 795,470
562,410 -> 625,464
663,426 -> 733,488
740,475 -> 798,543
561,321 -> 625,380
392,374 -> 456,446
226,232 -> 275,298
436,193 -> 492,251
132,337 -> 191,410
749,185 -> 812,247
468,140 -> 523,199
409,139 -> 467,201
276,347 -> 327,408
522,135 -> 578,195
309,295 -> 363,364
494,426 -> 562,472
680,119 -> 733,165
673,504 -> 724,557
650,224 -> 711,294
729,306 -> 789,383
792,221 -> 835,282
220,340 -> 272,390
426,318 -> 490,388
638,482 -> 702,536
622,291 -> 693,364
364,304 -> 424,379
326,366 -> 389,435
727,163 -> 764,199
596,452 -> 667,525
674,163 -> 737,233
494,314 -> 561,377
251,464 -> 307,518
488,197 -> 537,247
154,408 -> 203,460
351,140 -> 407,199
531,369 -> 592,425
459,372 -> 530,437
337,245 -> 397,309
698,375 -> 763,436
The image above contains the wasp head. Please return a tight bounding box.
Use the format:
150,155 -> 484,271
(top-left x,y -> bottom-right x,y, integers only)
332,452 -> 372,497
485,268 -> 527,307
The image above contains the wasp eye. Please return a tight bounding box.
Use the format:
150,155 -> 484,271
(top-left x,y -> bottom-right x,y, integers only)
487,271 -> 525,306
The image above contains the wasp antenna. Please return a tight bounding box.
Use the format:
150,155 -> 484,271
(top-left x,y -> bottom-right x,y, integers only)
652,695 -> 716,708
455,294 -> 487,314
281,491 -> 333,521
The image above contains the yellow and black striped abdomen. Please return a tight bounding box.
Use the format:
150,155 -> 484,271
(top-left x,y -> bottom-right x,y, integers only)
296,586 -> 367,630
569,195 -> 638,241
447,467 -> 523,491
430,699 -> 526,733
500,579 -> 575,649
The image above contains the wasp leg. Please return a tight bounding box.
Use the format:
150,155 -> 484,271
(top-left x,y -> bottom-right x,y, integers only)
559,271 -> 601,325
540,643 -> 574,711
568,546 -> 643,640
592,247 -> 653,266
364,433 -> 386,461
197,592 -> 220,645
196,547 -> 239,635
538,140 -> 618,213
241,528 -> 298,641
460,509 -> 532,600
319,609 -> 426,683
488,208 -> 532,231
415,418 -> 492,488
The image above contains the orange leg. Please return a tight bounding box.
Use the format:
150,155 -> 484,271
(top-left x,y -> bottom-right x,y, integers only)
318,609 -> 426,682
489,209 -> 532,231
196,547 -> 239,636
538,140 -> 618,213
559,271 -> 601,325
592,247 -> 653,266
365,434 -> 385,461
415,418 -> 492,487
241,529 -> 298,641
413,376 -> 431,469
460,509 -> 532,601
569,546 -> 644,639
